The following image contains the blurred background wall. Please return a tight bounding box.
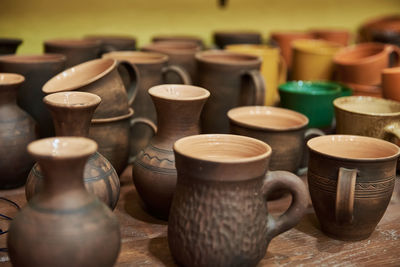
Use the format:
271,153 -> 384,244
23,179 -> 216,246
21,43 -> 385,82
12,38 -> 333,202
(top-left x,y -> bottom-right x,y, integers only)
1,0 -> 399,53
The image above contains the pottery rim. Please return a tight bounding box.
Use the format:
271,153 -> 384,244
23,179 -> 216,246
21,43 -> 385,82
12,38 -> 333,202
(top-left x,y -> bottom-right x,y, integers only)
333,42 -> 393,65
0,54 -> 66,63
195,50 -> 262,66
214,30 -> 261,36
42,58 -> 117,94
292,39 -> 343,55
85,35 -> 136,42
148,84 -> 210,101
142,41 -> 201,55
382,66 -> 400,74
103,51 -> 169,64
279,81 -> 342,95
225,44 -> 280,56
152,35 -> 203,42
307,134 -> 400,162
334,96 -> 400,116
44,38 -> 101,48
0,38 -> 23,45
27,137 -> 98,159
228,106 -> 309,131
44,91 -> 101,109
0,73 -> 25,85
91,108 -> 134,124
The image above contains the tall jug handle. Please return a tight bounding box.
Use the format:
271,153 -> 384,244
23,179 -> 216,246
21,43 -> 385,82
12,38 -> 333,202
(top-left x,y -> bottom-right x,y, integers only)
128,117 -> 157,164
162,65 -> 192,85
386,45 -> 400,67
116,60 -> 140,106
262,170 -> 308,241
241,69 -> 266,106
335,167 -> 357,224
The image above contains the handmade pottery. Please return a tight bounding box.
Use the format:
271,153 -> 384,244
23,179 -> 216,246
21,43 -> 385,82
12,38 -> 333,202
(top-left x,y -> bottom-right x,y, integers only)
26,92 -> 120,209
279,81 -> 343,128
333,42 -> 400,86
307,135 -> 400,240
43,58 -> 138,120
102,51 -> 191,156
344,82 -> 382,98
0,73 -> 38,189
168,134 -> 308,267
8,137 -> 121,267
270,31 -> 314,69
358,14 -> 400,42
152,35 -> 205,48
225,44 -> 286,106
85,35 -> 137,53
142,41 -> 201,84
196,50 -> 265,133
213,31 -> 262,48
0,38 -> 22,55
334,96 -> 400,143
291,39 -> 343,81
0,54 -> 66,137
310,29 -> 351,46
132,85 -> 210,219
382,67 -> 400,101
44,38 -> 102,68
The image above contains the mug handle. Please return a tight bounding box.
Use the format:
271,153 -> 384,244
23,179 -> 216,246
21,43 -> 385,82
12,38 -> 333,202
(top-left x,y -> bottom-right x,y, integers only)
297,128 -> 326,175
384,124 -> 400,144
116,60 -> 140,106
335,167 -> 357,224
262,170 -> 308,240
278,55 -> 287,85
162,65 -> 192,85
386,45 -> 400,67
128,117 -> 157,164
241,69 -> 266,106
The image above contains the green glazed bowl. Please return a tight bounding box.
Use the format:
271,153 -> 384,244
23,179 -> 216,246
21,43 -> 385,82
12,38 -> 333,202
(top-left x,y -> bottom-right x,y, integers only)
279,81 -> 349,127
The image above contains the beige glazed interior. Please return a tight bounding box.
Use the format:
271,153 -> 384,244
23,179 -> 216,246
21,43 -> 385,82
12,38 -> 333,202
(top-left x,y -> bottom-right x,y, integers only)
0,73 -> 25,85
334,96 -> 400,115
28,137 -> 98,158
148,84 -> 210,100
44,91 -> 101,108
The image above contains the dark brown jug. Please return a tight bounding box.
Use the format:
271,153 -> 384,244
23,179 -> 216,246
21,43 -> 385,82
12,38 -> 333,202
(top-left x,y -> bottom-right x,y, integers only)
0,73 -> 38,189
213,31 -> 262,48
25,92 -> 120,209
132,84 -> 210,219
0,38 -> 22,55
0,54 -> 66,137
8,137 -> 121,267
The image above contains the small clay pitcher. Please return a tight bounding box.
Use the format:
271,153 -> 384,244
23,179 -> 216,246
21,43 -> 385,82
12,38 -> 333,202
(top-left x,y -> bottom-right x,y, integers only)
333,42 -> 400,86
102,51 -> 191,156
44,38 -> 102,68
132,84 -> 210,219
26,92 -> 120,209
382,66 -> 400,101
152,35 -> 205,49
142,41 -> 201,84
196,50 -> 265,133
213,31 -> 262,49
334,96 -> 400,143
307,135 -> 400,240
8,137 -> 121,267
168,134 -> 308,267
0,73 -> 38,189
358,14 -> 400,42
0,54 -> 66,137
85,35 -> 137,53
0,38 -> 22,55
310,29 -> 351,46
43,58 -> 139,120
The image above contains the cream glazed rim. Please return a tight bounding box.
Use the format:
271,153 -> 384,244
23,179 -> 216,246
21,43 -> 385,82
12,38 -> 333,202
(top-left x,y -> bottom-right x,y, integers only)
42,58 -> 117,94
148,84 -> 210,101
0,73 -> 25,85
44,91 -> 101,109
333,96 -> 400,116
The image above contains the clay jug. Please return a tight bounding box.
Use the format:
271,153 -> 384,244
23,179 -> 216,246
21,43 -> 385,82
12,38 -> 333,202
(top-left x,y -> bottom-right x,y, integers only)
85,35 -> 137,53
213,31 -> 262,48
8,137 -> 121,267
0,54 -> 66,137
0,38 -> 22,55
132,84 -> 210,219
0,73 -> 38,189
26,92 -> 120,209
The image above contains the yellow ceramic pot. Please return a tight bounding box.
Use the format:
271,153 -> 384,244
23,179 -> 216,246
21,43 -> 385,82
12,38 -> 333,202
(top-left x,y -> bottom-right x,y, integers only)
226,44 -> 286,106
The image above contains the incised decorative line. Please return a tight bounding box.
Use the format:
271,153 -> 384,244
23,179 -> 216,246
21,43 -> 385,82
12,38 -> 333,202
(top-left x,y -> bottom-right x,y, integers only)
134,160 -> 176,174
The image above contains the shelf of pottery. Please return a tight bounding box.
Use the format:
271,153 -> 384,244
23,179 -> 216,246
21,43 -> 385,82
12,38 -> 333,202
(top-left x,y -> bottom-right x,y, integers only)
1,14 -> 400,266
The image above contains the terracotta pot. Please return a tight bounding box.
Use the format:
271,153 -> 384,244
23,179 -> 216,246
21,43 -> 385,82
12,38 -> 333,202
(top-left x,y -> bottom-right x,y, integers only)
333,42 -> 400,86
43,58 -> 138,120
102,51 -> 191,156
8,137 -> 121,267
307,135 -> 400,240
152,35 -> 205,49
270,31 -> 314,69
142,41 -> 201,84
382,66 -> 400,101
0,73 -> 38,189
196,50 -> 265,133
26,92 -> 120,209
344,82 -> 382,98
132,84 -> 210,219
358,14 -> 400,42
310,29 -> 351,46
44,38 -> 102,68
213,31 -> 262,49
0,54 -> 66,137
85,35 -> 137,53
0,38 -> 22,55
168,134 -> 308,266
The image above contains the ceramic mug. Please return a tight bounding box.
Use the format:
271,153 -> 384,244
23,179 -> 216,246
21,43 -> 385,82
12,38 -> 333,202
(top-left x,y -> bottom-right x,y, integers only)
291,39 -> 343,81
333,42 -> 400,86
225,44 -> 286,106
310,29 -> 351,46
152,35 -> 205,49
334,96 -> 400,143
382,66 -> 400,101
0,38 -> 22,55
84,35 -> 137,53
213,31 -> 262,49
307,135 -> 400,240
168,134 -> 308,267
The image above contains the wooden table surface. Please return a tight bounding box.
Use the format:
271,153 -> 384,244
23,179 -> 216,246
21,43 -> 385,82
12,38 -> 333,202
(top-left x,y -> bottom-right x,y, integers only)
1,166 -> 400,266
